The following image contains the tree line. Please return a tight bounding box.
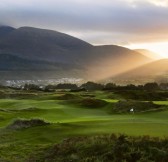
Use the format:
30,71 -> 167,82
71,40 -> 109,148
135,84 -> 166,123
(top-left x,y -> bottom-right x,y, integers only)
21,81 -> 168,91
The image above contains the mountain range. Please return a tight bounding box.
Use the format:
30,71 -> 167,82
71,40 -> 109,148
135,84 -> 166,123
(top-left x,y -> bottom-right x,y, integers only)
0,26 -> 166,83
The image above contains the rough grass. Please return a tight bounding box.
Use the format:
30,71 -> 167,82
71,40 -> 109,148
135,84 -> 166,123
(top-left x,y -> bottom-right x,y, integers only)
0,107 -> 40,112
112,100 -> 164,113
55,93 -> 80,100
7,118 -> 50,130
78,98 -> 108,108
28,134 -> 168,162
114,90 -> 168,101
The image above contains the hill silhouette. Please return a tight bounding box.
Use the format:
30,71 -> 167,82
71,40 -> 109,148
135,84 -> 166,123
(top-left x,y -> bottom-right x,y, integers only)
0,26 -> 15,38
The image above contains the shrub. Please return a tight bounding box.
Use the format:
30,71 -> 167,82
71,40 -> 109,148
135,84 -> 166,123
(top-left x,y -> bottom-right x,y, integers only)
28,134 -> 168,162
79,98 -> 108,108
112,101 -> 162,113
7,118 -> 50,130
56,94 -> 80,100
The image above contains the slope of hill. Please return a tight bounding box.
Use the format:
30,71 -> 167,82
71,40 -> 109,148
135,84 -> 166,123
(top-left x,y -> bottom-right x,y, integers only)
0,54 -> 80,70
135,49 -> 162,60
0,54 -> 85,80
0,26 -> 15,38
0,26 -> 152,80
0,27 -> 92,63
85,45 -> 152,80
112,59 -> 168,83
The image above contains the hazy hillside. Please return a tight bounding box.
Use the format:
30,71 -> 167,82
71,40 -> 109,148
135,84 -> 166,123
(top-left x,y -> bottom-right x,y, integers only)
135,49 -> 162,60
0,26 -> 15,38
0,26 -> 152,80
0,54 -> 81,70
112,59 -> 168,83
0,54 -> 85,80
85,45 -> 152,79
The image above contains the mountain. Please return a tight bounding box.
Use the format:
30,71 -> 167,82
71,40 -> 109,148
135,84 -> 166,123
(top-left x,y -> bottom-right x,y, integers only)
112,59 -> 168,84
0,53 -> 81,70
0,26 -> 15,38
135,49 -> 162,60
0,26 -> 152,81
0,26 -> 92,63
0,54 -> 85,80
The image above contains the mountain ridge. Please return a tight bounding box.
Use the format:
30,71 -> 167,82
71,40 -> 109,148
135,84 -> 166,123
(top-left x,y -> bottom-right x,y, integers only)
0,26 -> 15,38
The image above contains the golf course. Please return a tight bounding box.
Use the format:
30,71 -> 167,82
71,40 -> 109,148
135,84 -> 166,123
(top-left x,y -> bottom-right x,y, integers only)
0,86 -> 168,161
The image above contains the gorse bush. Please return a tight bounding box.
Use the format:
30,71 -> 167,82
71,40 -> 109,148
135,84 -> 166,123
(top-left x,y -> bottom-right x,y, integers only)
112,100 -> 163,113
114,90 -> 168,101
79,98 -> 108,108
55,94 -> 80,100
28,134 -> 168,162
7,118 -> 50,130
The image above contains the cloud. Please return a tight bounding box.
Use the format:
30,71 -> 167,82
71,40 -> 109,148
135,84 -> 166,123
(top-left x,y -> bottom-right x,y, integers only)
0,0 -> 168,45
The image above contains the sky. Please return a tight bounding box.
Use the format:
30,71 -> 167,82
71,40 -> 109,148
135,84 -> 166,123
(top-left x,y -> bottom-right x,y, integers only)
0,0 -> 168,58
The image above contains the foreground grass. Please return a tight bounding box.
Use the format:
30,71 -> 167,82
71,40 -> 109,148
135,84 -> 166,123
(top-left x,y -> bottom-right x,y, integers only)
28,134 -> 168,162
1,121 -> 168,161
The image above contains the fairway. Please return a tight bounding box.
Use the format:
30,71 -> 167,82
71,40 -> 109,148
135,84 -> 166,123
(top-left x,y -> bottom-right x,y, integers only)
0,97 -> 168,136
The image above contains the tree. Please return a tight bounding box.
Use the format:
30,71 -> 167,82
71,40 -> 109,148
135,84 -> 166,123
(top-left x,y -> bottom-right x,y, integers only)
56,83 -> 78,90
159,83 -> 168,90
144,82 -> 159,91
24,84 -> 40,91
80,81 -> 104,91
104,83 -> 116,90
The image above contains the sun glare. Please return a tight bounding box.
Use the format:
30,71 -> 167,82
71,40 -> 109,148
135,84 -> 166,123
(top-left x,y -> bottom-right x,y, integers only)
149,0 -> 168,7
125,42 -> 168,59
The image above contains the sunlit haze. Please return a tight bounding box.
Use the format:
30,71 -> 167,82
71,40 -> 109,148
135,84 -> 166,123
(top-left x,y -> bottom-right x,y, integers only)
125,42 -> 168,59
